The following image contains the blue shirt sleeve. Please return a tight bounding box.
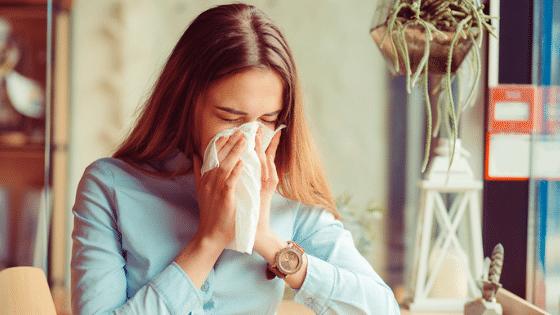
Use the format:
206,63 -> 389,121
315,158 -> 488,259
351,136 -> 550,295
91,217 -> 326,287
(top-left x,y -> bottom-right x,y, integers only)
291,205 -> 401,314
71,158 -> 400,314
70,161 -> 203,315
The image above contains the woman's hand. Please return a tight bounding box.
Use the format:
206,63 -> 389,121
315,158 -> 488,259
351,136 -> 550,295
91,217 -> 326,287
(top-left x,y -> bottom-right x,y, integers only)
252,126 -> 288,264
191,130 -> 247,248
254,126 -> 281,237
175,130 -> 247,289
251,128 -> 307,289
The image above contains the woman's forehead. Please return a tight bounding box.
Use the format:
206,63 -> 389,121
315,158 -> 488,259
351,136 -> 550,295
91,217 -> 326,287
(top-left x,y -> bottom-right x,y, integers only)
203,68 -> 284,113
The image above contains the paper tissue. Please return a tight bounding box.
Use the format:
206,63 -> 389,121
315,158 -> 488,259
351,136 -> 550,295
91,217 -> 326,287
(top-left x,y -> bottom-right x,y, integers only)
201,121 -> 285,254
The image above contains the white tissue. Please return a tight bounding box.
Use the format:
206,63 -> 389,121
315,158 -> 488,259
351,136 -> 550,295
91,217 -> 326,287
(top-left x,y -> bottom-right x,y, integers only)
201,121 -> 285,254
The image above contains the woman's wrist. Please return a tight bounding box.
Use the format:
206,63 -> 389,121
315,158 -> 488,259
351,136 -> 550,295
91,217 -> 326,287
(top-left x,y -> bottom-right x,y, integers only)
254,231 -> 308,290
174,233 -> 226,289
253,229 -> 287,265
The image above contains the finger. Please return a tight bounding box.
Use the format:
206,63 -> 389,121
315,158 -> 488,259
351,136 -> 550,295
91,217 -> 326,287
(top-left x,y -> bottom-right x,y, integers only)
218,135 -> 246,181
223,159 -> 244,193
214,135 -> 229,152
265,130 -> 281,159
217,130 -> 243,162
268,154 -> 278,180
255,126 -> 268,182
265,154 -> 279,184
193,152 -> 219,193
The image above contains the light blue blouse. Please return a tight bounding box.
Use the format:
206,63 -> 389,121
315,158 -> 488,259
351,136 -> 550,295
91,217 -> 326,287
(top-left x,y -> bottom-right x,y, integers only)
71,155 -> 400,314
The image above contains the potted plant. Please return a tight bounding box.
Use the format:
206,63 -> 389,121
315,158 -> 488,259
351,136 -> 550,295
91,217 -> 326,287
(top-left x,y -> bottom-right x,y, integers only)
370,0 -> 497,171
336,192 -> 384,262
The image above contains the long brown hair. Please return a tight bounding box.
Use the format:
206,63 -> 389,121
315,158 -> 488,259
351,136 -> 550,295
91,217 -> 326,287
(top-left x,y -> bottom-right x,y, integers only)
113,3 -> 338,218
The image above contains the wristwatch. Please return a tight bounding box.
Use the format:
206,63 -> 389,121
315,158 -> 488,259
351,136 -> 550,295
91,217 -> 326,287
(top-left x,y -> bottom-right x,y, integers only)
266,241 -> 305,280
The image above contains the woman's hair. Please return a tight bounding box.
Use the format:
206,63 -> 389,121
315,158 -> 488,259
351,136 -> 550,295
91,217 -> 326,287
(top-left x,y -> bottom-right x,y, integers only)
113,3 -> 338,218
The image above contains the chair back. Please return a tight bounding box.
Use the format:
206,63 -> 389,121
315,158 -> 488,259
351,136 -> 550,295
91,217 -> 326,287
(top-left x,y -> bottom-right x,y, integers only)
0,267 -> 57,315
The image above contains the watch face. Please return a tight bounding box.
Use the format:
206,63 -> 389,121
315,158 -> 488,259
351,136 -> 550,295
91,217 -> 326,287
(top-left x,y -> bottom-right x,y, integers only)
278,248 -> 302,274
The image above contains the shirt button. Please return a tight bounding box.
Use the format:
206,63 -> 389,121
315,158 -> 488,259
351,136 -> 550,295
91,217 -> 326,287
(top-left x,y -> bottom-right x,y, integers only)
305,297 -> 315,306
201,283 -> 209,291
203,299 -> 214,311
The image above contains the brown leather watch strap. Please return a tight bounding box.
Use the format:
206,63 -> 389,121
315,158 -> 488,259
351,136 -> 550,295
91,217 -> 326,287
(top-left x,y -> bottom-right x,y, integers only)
265,264 -> 284,280
266,241 -> 305,280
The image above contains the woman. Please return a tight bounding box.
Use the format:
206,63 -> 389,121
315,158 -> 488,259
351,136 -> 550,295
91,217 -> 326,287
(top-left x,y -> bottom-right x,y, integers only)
71,3 -> 399,314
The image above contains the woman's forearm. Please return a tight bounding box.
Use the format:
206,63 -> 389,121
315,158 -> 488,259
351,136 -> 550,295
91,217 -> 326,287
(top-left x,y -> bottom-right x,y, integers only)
174,233 -> 226,290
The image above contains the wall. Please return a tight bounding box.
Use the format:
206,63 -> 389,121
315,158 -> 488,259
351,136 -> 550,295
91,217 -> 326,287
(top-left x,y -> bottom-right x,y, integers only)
68,0 -> 390,278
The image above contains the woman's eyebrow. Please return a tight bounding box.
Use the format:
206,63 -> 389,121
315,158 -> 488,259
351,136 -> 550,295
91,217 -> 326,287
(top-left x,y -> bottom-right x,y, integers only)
262,110 -> 281,117
216,106 -> 246,115
216,106 -> 280,116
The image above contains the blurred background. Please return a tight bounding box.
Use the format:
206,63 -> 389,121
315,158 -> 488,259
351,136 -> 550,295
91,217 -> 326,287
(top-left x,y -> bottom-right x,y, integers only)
0,0 -> 558,314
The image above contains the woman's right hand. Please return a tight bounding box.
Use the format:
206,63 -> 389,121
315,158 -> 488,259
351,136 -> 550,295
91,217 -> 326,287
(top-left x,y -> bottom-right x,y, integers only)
175,130 -> 246,289
191,129 -> 246,249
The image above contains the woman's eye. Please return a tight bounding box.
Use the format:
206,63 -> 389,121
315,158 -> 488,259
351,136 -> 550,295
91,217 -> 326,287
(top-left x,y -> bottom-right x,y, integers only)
220,117 -> 239,123
260,119 -> 277,125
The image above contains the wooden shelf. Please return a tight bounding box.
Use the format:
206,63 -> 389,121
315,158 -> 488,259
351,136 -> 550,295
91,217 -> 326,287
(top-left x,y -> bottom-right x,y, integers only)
0,151 -> 44,187
0,146 -> 45,159
0,0 -> 71,10
0,3 -> 70,313
0,146 -> 44,269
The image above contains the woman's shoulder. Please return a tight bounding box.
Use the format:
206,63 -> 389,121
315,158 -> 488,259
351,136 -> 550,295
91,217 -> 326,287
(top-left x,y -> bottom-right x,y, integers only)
83,157 -> 131,177
86,157 -> 127,169
81,157 -> 154,185
272,193 -> 338,224
73,158 -> 129,215
281,195 -> 344,248
85,151 -> 190,177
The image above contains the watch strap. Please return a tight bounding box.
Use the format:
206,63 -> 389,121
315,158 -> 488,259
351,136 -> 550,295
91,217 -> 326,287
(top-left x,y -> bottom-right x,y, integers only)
266,241 -> 305,280
265,263 -> 285,280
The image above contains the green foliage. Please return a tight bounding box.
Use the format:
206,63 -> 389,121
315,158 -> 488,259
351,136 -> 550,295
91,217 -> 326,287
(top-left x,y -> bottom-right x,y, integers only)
336,192 -> 384,243
375,0 -> 497,172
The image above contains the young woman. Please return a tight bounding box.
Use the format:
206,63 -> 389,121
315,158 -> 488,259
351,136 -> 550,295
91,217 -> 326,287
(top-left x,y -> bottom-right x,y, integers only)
71,3 -> 399,314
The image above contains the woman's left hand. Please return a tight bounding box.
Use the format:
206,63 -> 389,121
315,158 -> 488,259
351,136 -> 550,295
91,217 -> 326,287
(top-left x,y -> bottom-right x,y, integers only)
252,128 -> 307,289
254,126 -> 281,238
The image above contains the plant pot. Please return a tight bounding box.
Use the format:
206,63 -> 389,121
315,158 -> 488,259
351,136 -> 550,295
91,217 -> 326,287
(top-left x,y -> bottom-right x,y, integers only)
371,24 -> 476,76
369,0 -> 477,76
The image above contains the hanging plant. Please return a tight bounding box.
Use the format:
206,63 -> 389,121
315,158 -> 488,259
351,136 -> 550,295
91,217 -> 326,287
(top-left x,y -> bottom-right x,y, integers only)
370,0 -> 497,172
